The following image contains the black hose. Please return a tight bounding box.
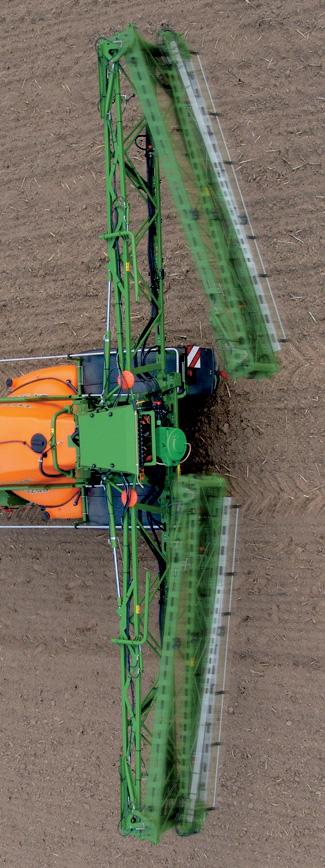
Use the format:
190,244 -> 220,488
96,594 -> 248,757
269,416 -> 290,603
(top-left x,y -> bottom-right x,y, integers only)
138,127 -> 160,364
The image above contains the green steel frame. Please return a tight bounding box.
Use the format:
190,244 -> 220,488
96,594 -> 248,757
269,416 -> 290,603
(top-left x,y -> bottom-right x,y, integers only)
0,25 -> 283,843
98,41 -> 167,397
143,475 -> 233,841
94,30 -> 282,834
96,41 -> 184,836
98,26 -> 284,380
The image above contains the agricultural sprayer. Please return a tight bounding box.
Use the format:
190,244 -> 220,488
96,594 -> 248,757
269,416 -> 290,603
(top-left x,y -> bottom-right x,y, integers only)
0,27 -> 285,842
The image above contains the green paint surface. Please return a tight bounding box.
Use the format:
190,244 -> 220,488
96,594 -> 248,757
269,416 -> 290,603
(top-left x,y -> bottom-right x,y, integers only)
79,405 -> 139,475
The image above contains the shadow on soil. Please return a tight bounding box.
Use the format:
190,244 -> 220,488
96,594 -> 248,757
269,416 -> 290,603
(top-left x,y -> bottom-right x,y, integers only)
180,380 -> 233,483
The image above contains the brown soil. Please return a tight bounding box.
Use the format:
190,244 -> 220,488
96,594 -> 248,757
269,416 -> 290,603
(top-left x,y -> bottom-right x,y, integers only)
0,1 -> 324,866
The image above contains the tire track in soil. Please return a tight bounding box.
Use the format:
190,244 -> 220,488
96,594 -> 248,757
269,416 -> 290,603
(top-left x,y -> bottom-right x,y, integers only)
231,470 -> 325,517
277,340 -> 325,389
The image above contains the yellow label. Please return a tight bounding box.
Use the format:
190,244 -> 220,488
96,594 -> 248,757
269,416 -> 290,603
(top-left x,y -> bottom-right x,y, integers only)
125,261 -> 131,272
135,604 -> 141,615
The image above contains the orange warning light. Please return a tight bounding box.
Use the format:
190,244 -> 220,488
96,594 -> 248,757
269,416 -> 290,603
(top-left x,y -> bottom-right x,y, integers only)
117,370 -> 135,390
121,488 -> 138,508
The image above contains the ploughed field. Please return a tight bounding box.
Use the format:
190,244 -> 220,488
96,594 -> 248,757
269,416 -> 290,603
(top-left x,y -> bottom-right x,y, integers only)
0,1 -> 323,866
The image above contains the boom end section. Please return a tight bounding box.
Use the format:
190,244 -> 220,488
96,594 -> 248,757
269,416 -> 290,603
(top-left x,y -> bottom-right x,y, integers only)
137,475 -> 239,843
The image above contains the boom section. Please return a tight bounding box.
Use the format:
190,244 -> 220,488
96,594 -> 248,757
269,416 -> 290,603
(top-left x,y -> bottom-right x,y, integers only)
97,39 -> 167,398
97,26 -> 285,380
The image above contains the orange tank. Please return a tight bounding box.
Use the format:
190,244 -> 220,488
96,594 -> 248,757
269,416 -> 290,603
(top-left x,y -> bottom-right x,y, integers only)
1,363 -> 83,520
